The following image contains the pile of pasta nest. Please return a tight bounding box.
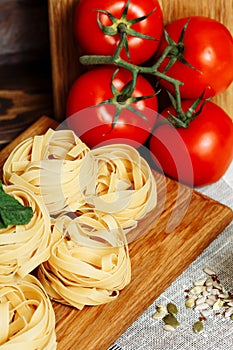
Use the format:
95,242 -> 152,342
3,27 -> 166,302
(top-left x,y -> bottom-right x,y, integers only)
0,128 -> 157,349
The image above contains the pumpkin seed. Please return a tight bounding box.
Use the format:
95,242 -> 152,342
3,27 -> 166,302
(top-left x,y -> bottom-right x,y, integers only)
193,320 -> 204,334
167,302 -> 178,315
163,314 -> 180,329
185,297 -> 195,309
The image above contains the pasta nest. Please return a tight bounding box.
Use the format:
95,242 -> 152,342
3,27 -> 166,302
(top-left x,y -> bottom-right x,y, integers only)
3,129 -> 89,215
0,185 -> 51,283
38,213 -> 131,310
0,274 -> 56,349
78,144 -> 157,230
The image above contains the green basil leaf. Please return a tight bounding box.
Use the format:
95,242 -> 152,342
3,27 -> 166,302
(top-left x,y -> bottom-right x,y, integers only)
0,181 -> 33,229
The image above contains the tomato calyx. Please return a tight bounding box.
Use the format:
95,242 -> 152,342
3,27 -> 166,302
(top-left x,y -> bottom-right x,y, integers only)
161,19 -> 200,74
96,0 -> 157,60
166,90 -> 210,128
95,68 -> 157,131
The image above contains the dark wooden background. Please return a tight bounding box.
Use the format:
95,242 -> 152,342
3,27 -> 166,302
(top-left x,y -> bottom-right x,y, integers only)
0,0 -> 53,150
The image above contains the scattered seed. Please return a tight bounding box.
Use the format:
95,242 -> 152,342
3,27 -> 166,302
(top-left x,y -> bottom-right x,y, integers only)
194,303 -> 209,311
194,278 -> 206,286
211,289 -> 220,295
153,304 -> 168,319
157,304 -> 168,314
219,293 -> 229,299
153,311 -> 166,319
203,267 -> 216,276
213,299 -> 224,310
200,309 -> 213,318
206,298 -> 215,307
163,324 -> 175,332
185,298 -> 195,309
167,302 -> 178,315
163,314 -> 180,329
185,297 -> 195,309
207,295 -> 217,302
153,268 -> 233,335
193,321 -> 204,334
224,307 -> 233,318
190,286 -> 206,295
205,277 -> 214,287
212,281 -> 223,290
195,296 -> 206,306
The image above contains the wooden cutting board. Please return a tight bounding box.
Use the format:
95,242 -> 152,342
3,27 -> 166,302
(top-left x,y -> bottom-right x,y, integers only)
0,116 -> 233,350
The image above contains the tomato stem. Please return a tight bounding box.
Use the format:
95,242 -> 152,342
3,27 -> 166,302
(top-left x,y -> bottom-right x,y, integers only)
79,1 -> 194,128
80,46 -> 185,119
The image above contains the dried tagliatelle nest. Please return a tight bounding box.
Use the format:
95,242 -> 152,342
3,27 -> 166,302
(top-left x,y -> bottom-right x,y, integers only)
38,213 -> 131,310
0,274 -> 56,349
3,129 -> 89,215
0,184 -> 51,283
78,144 -> 157,230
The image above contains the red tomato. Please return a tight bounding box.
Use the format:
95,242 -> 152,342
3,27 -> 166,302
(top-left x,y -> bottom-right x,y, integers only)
149,100 -> 233,187
74,0 -> 163,65
157,16 -> 233,98
66,66 -> 158,148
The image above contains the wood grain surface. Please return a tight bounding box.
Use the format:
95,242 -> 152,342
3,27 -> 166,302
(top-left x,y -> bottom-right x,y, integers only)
0,62 -> 53,150
0,0 -> 53,149
0,116 -> 233,350
48,0 -> 233,121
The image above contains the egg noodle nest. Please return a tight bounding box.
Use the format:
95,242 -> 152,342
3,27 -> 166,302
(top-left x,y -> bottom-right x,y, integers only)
0,128 -> 157,348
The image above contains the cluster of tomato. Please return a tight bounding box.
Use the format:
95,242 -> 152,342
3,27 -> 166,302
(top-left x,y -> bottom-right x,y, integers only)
66,0 -> 233,187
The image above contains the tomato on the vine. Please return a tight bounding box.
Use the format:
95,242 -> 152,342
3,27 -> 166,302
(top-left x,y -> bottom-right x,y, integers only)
157,16 -> 233,98
149,100 -> 233,187
74,0 -> 163,65
66,66 -> 158,148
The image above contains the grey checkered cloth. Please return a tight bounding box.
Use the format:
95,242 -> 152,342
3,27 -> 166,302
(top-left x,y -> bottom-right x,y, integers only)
109,162 -> 233,350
